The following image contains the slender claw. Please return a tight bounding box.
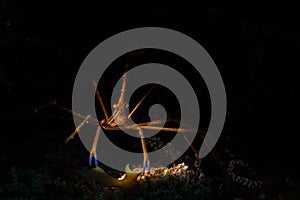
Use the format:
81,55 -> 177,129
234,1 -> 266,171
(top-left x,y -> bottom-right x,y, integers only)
89,154 -> 99,167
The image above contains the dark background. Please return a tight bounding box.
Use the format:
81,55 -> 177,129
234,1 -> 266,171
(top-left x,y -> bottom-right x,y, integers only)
1,1 -> 300,198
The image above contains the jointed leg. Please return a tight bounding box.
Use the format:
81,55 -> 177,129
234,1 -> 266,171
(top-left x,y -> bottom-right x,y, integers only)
35,101 -> 98,124
89,125 -> 101,167
92,80 -> 109,121
138,127 -> 150,174
64,115 -> 92,144
134,120 -> 166,127
136,125 -> 219,161
130,122 -> 220,176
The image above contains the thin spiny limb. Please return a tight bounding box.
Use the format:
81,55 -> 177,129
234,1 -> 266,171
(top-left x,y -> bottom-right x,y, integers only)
89,125 -> 101,167
92,80 -> 109,121
135,125 -> 195,133
35,101 -> 98,124
138,127 -> 150,174
133,118 -> 196,129
141,124 -> 203,175
179,131 -> 202,175
133,120 -> 166,127
137,125 -> 219,163
132,117 -> 215,158
64,115 -> 91,144
39,113 -> 74,121
126,113 -> 219,174
34,101 -> 55,112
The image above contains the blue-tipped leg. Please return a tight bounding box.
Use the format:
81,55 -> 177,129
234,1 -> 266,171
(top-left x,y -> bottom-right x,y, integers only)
142,162 -> 151,174
89,154 -> 99,167
142,163 -> 146,173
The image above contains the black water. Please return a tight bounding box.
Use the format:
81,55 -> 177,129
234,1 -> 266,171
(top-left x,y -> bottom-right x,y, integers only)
1,2 -> 300,198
